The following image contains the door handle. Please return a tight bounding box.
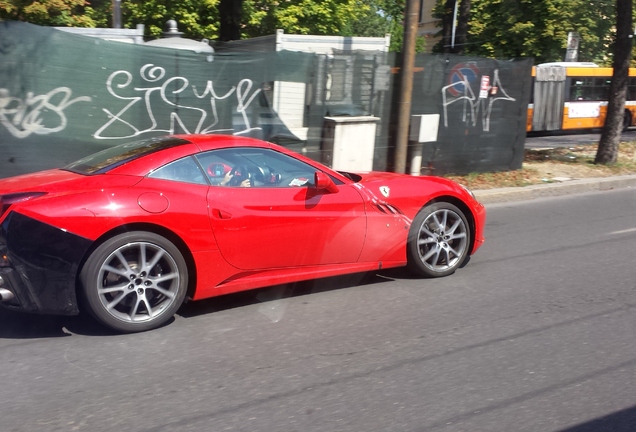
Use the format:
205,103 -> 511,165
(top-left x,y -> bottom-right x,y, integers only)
212,209 -> 232,219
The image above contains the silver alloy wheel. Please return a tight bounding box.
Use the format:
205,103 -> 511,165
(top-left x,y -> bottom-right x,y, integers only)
96,241 -> 181,324
415,207 -> 468,273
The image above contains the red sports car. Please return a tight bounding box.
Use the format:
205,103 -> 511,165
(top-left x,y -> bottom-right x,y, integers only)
0,135 -> 485,332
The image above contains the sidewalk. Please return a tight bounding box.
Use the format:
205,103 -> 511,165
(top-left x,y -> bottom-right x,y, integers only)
474,174 -> 636,204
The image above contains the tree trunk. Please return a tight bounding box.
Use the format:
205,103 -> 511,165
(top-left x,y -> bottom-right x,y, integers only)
453,0 -> 471,55
440,0 -> 471,54
219,0 -> 243,42
595,0 -> 633,164
440,0 -> 454,53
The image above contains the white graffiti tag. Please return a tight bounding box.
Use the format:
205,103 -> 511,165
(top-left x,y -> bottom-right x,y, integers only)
0,87 -> 92,138
441,69 -> 515,132
94,64 -> 263,139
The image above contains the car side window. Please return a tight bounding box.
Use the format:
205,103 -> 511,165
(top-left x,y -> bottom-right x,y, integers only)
148,156 -> 208,185
195,147 -> 318,188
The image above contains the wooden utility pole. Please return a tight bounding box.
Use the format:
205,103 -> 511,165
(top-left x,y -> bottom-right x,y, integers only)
393,0 -> 421,174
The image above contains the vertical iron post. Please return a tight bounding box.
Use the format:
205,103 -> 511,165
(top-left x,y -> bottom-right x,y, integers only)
112,0 -> 122,29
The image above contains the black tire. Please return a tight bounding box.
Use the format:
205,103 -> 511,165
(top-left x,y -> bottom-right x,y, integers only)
407,202 -> 471,278
623,111 -> 632,132
79,231 -> 188,333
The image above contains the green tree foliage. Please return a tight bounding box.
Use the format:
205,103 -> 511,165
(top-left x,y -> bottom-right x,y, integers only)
242,0 -> 425,51
0,0 -> 220,39
388,24 -> 426,52
242,0 -> 370,38
348,1 -> 397,38
94,0 -> 220,40
435,0 -> 616,63
344,0 -> 425,52
1,0 -> 619,60
0,0 -> 95,26
2,0 -> 419,51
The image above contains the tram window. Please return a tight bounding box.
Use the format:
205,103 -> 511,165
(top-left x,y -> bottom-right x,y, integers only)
569,77 -> 611,101
628,78 -> 636,100
570,79 -> 585,100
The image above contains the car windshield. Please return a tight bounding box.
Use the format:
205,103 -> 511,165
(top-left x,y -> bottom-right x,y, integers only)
63,137 -> 191,175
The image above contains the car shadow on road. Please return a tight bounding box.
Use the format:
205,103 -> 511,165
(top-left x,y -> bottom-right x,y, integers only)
178,270 -> 400,319
0,270 -> 403,338
557,404 -> 636,431
0,307 -> 114,338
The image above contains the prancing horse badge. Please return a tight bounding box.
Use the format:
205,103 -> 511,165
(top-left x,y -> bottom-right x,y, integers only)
379,186 -> 390,198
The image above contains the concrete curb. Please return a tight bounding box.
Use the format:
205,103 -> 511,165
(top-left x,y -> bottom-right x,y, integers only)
474,174 -> 636,204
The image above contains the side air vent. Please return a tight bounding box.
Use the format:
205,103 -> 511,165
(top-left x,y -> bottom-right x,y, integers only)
371,201 -> 403,215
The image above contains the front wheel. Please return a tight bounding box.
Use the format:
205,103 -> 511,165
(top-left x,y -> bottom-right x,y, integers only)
79,231 -> 188,333
407,202 -> 471,277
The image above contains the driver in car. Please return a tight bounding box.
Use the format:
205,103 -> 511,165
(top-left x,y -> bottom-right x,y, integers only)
219,170 -> 251,187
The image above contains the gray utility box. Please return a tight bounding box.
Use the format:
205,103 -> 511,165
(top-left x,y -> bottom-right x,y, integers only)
322,116 -> 380,172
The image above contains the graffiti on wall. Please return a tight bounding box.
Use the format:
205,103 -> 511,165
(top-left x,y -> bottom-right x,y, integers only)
441,63 -> 516,132
0,87 -> 92,138
94,64 -> 264,139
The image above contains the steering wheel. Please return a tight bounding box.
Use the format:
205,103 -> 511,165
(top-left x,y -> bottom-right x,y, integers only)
229,165 -> 252,186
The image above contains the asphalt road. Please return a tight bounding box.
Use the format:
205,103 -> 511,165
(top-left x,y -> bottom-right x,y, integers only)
1,188 -> 636,432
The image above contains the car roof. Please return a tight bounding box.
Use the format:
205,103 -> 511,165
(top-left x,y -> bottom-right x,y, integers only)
104,134 -> 296,177
174,134 -> 273,152
172,134 -> 330,172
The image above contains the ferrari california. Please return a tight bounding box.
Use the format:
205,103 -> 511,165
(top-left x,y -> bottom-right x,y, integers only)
0,135 -> 485,332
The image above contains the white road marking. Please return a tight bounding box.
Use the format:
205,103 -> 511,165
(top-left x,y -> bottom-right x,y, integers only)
609,228 -> 636,235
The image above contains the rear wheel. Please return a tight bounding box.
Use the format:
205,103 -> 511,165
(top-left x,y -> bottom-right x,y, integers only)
407,202 -> 471,277
80,231 -> 188,333
623,110 -> 631,131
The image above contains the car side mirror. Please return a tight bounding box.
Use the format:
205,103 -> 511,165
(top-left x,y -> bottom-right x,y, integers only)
314,171 -> 339,193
